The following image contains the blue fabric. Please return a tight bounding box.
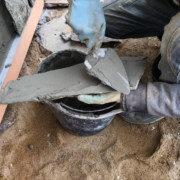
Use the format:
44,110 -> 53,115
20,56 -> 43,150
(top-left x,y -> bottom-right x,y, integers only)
67,0 -> 106,49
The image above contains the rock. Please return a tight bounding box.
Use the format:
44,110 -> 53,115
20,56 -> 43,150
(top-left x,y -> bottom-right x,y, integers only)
4,0 -> 31,34
37,12 -> 89,54
45,0 -> 69,8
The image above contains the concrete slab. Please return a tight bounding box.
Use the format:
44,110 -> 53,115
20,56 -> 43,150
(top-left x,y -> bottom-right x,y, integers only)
0,64 -> 113,104
4,0 -> 31,34
85,49 -> 130,94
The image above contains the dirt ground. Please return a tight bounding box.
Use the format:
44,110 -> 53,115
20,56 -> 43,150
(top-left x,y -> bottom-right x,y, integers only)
0,8 -> 180,180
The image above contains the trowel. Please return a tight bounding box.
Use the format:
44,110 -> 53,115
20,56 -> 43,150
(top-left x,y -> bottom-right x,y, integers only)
79,48 -> 145,105
84,48 -> 130,94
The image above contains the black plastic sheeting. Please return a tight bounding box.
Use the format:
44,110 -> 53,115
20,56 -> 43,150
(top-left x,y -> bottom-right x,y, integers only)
104,0 -> 179,39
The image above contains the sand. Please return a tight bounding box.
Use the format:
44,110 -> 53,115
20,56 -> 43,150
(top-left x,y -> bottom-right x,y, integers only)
0,10 -> 180,180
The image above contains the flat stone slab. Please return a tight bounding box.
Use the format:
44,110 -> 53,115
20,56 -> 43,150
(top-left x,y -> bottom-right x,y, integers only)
0,64 -> 113,104
37,12 -> 89,54
85,49 -> 130,94
37,12 -> 122,54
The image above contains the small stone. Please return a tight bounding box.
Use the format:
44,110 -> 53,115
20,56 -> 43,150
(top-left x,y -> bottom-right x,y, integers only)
45,16 -> 51,22
5,64 -> 11,68
27,144 -> 34,150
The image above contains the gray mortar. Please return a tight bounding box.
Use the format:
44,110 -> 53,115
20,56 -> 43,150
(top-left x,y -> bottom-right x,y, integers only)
0,2 -> 16,75
37,12 -> 122,54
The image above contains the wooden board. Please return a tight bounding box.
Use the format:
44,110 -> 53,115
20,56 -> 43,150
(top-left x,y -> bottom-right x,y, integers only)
0,0 -> 44,122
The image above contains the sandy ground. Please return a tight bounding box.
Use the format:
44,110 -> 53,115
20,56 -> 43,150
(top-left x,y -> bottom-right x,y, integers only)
0,9 -> 180,180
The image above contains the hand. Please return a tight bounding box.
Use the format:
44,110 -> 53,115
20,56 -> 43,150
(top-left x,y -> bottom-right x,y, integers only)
78,92 -> 121,105
67,0 -> 106,49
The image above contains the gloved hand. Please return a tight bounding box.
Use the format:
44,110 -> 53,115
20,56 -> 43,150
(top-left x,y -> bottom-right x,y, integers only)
78,92 -> 121,105
67,0 -> 106,50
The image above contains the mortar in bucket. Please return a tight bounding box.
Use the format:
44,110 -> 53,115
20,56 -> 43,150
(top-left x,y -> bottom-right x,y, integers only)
38,50 -> 122,136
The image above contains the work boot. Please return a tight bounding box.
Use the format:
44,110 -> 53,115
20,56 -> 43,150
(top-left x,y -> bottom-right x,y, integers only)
121,84 -> 163,124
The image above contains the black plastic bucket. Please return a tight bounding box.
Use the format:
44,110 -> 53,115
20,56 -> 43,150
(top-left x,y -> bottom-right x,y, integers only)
38,50 -> 121,136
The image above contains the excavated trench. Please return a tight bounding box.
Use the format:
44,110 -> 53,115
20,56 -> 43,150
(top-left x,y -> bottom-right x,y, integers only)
0,6 -> 179,180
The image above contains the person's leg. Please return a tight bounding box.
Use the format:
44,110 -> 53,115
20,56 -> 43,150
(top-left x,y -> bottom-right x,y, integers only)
158,13 -> 180,83
103,0 -> 179,39
103,0 -> 179,123
122,13 -> 180,121
123,82 -> 180,118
